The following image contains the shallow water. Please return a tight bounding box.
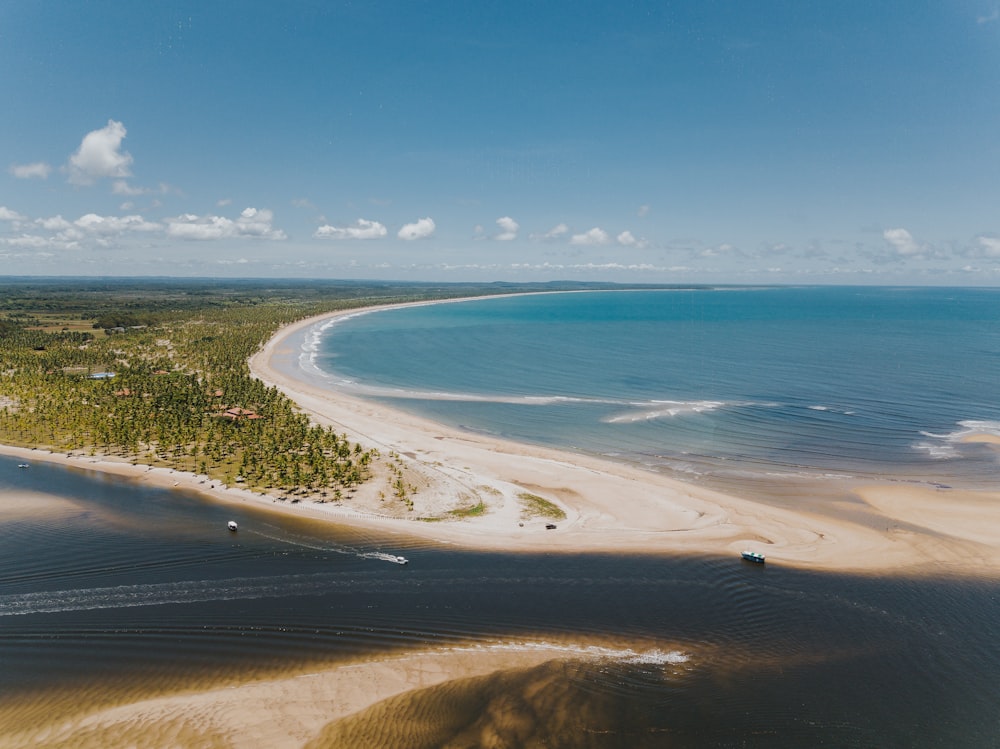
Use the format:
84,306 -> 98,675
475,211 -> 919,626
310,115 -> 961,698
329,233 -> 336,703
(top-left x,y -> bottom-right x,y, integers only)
2,455 -> 1000,746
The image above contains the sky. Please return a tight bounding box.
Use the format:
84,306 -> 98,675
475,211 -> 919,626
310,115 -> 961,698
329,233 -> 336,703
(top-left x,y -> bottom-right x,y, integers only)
1,0 -> 999,284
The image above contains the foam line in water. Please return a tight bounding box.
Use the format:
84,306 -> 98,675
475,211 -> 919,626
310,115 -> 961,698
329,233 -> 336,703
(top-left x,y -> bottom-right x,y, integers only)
913,419 -> 1000,460
602,399 -> 784,424
324,382 -> 627,406
807,405 -> 856,415
603,400 -> 728,423
450,640 -> 690,666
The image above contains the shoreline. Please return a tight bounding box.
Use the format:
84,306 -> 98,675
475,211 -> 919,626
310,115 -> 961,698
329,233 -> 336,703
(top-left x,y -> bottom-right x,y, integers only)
246,303 -> 1000,577
6,297 -> 1000,746
4,298 -> 1000,576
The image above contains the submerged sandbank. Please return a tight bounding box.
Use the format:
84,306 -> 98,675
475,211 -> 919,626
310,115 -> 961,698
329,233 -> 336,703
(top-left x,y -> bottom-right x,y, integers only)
0,641 -> 621,749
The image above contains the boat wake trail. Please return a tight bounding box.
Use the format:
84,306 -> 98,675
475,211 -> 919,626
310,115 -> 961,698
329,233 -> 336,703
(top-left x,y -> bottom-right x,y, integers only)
0,571 -> 399,617
243,526 -> 407,565
359,552 -> 409,565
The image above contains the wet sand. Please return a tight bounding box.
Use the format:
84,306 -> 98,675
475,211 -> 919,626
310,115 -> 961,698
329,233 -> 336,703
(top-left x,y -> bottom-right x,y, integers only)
0,644 -> 592,749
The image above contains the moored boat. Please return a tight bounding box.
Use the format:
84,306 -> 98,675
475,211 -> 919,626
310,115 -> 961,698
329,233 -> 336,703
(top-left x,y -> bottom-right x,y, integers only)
17,464 -> 29,469
227,521 -> 238,532
741,550 -> 765,564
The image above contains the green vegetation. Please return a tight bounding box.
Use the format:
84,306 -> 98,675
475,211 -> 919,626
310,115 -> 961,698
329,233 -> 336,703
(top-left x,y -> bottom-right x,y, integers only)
0,277 -> 643,505
448,498 -> 487,518
518,492 -> 567,520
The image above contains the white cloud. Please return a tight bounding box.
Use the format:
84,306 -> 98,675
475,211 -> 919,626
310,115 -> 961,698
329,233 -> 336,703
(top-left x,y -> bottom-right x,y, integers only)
166,207 -> 286,240
0,206 -> 27,222
637,204 -> 650,218
398,217 -> 436,240
112,180 -> 147,196
7,212 -> 163,249
494,216 -> 519,241
883,227 -> 922,256
975,236 -> 1000,257
113,180 -> 174,197
217,198 -> 232,207
9,162 -> 52,180
698,243 -> 741,258
531,223 -> 570,241
75,213 -> 162,235
570,227 -> 610,245
314,218 -> 388,240
0,234 -> 64,249
68,120 -> 133,185
35,215 -> 72,231
617,230 -> 638,246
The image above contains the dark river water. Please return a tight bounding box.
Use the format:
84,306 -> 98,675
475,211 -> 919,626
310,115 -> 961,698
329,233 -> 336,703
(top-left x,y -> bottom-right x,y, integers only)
2,454 -> 999,747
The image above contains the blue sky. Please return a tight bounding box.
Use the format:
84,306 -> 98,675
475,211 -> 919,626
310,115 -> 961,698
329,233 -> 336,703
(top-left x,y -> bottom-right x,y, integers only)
2,1 -> 999,283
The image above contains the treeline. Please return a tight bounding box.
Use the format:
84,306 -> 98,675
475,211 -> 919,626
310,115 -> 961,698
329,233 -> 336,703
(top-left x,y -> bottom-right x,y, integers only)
0,290 -> 394,496
0,280 -> 468,498
0,277 -> 654,502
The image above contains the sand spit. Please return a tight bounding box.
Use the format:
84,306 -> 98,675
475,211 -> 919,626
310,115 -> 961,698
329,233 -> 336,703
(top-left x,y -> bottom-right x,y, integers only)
243,305 -> 1000,577
4,299 -> 1000,576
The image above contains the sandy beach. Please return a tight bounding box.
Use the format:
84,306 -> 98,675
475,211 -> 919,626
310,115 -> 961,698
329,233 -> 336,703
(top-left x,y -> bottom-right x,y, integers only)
243,305 -> 1000,577
5,300 -> 1000,576
6,300 -> 1000,748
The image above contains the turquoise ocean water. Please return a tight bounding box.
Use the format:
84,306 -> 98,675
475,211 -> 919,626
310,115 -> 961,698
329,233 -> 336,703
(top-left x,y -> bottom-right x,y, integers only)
309,286 -> 1000,494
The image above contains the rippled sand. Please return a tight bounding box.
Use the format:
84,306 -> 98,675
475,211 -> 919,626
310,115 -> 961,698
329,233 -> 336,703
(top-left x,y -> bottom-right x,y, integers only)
0,640 -> 695,749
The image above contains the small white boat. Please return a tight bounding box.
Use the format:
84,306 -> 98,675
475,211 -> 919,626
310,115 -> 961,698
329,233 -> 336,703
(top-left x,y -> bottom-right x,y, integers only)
17,464 -> 29,469
741,550 -> 765,564
395,556 -> 408,565
227,521 -> 238,532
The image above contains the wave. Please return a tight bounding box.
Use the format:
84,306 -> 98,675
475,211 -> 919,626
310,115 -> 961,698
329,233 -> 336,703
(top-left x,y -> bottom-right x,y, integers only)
913,420 -> 1000,460
807,405 -> 856,415
346,386 -> 624,406
298,314 -> 374,383
601,399 -> 785,424
603,400 -> 727,423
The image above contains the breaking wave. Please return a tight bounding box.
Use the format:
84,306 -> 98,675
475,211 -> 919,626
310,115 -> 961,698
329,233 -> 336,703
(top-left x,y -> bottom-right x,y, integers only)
914,420 -> 1000,460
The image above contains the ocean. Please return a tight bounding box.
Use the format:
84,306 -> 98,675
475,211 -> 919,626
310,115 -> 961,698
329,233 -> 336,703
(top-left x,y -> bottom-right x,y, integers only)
4,285 -> 1000,747
309,286 -> 1000,495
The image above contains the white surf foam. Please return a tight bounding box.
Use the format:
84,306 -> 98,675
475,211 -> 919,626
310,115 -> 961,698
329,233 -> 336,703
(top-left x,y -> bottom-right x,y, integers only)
452,640 -> 690,666
913,420 -> 1000,460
